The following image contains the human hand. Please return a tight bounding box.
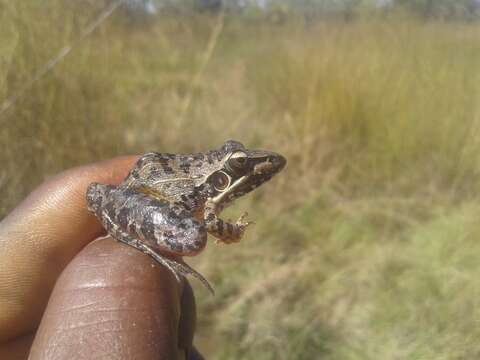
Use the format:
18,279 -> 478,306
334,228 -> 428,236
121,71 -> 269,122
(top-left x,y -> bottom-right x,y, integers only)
0,157 -> 203,359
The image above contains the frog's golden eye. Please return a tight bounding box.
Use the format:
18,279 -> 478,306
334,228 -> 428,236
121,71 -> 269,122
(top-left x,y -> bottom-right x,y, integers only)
210,171 -> 231,192
227,151 -> 248,172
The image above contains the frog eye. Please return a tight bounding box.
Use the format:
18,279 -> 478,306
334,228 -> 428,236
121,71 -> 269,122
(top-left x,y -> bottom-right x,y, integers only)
227,151 -> 248,172
210,171 -> 231,192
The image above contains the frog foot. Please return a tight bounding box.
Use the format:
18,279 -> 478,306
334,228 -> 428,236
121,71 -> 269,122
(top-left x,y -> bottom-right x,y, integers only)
230,212 -> 254,243
213,212 -> 254,245
236,212 -> 254,228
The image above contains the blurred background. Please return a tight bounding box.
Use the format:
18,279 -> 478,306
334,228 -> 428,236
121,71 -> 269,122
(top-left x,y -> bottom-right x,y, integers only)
1,0 -> 480,358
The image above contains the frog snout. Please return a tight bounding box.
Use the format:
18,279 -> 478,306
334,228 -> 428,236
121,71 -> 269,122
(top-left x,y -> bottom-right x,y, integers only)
253,154 -> 286,176
268,153 -> 286,173
275,154 -> 287,171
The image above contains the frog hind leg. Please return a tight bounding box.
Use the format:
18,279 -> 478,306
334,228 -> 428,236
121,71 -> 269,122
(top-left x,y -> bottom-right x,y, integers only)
97,206 -> 214,295
135,241 -> 215,295
86,183 -> 214,294
111,221 -> 214,295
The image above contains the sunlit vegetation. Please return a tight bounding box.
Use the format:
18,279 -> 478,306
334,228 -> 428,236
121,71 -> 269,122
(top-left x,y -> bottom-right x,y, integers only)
1,1 -> 480,358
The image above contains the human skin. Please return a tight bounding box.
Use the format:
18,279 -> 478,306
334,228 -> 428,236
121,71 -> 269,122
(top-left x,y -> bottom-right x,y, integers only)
0,156 -> 202,359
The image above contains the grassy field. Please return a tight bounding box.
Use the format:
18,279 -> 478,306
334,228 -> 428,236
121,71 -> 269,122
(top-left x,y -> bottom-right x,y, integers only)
2,2 -> 480,359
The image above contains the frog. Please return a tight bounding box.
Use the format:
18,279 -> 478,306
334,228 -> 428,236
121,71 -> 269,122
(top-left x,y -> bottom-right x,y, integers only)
86,140 -> 286,294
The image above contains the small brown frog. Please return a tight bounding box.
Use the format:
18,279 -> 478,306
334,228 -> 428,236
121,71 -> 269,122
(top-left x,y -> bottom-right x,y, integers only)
86,140 -> 286,293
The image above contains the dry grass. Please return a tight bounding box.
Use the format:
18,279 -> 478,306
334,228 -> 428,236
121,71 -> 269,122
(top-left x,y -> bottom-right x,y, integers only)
2,2 -> 480,359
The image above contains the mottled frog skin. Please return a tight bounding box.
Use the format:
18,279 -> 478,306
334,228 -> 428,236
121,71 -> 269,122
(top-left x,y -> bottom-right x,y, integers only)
86,140 -> 286,293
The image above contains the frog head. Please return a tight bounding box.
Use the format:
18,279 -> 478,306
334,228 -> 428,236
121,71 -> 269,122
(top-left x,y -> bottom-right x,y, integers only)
196,140 -> 286,210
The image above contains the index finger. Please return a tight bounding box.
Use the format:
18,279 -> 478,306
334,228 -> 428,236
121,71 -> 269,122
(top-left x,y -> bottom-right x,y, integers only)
0,156 -> 138,341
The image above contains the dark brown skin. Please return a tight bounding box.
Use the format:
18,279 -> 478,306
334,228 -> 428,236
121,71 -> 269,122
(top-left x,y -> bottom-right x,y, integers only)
0,156 -> 202,360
